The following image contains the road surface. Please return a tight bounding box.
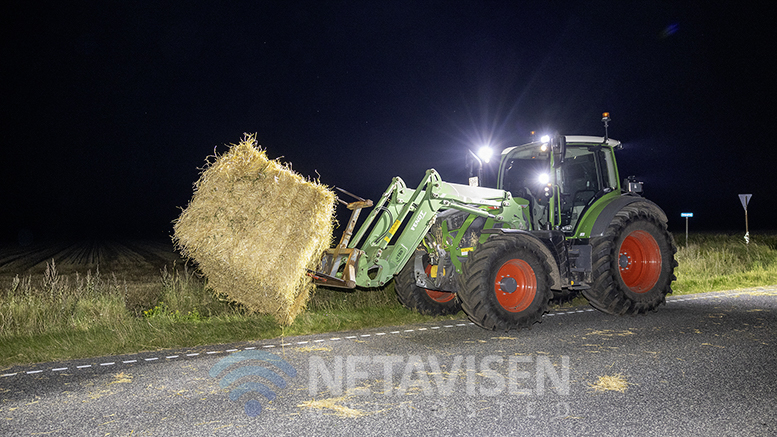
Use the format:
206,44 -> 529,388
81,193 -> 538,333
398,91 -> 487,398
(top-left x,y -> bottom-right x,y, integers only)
2,287 -> 776,436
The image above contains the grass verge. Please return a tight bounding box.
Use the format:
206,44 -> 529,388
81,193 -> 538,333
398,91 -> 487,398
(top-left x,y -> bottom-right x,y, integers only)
2,232 -> 776,368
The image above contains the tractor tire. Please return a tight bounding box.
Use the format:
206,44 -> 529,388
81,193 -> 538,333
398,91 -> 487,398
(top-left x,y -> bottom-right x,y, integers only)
457,234 -> 553,331
395,250 -> 461,316
583,206 -> 677,315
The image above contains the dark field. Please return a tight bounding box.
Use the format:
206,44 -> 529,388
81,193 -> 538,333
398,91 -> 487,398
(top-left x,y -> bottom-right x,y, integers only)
0,240 -> 184,279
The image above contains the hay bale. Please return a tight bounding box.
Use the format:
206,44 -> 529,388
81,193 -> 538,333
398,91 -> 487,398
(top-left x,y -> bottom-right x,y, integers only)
173,133 -> 335,325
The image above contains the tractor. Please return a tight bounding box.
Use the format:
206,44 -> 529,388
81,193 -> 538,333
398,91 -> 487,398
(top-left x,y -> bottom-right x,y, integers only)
311,113 -> 677,331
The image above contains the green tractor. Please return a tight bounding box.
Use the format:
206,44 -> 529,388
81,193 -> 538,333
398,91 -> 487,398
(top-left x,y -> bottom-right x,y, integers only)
312,114 -> 677,331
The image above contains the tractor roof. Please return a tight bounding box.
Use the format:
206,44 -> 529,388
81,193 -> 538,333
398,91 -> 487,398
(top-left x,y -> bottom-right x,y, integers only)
501,136 -> 621,156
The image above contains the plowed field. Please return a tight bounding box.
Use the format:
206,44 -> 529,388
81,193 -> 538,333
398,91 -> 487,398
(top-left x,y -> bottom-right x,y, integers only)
0,240 -> 185,281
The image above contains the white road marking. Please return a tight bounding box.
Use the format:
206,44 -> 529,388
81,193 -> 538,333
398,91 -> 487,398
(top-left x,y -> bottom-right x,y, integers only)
9,288 -> 774,378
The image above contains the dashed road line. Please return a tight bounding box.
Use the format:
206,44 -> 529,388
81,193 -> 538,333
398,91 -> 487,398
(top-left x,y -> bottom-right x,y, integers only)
3,288 -> 774,379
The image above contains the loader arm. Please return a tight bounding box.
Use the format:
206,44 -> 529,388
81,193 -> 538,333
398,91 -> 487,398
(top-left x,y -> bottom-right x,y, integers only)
313,169 -> 523,289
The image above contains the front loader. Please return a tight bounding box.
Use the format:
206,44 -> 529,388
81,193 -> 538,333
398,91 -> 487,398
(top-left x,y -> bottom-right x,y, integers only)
311,114 -> 677,331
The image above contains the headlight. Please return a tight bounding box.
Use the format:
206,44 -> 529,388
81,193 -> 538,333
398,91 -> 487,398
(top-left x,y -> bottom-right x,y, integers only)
477,146 -> 493,163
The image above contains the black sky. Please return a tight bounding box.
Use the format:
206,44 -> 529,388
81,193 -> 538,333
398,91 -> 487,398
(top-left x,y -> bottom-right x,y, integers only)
3,1 -> 775,244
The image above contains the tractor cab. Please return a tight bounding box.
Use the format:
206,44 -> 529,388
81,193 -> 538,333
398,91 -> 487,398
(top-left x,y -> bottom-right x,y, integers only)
498,136 -> 623,236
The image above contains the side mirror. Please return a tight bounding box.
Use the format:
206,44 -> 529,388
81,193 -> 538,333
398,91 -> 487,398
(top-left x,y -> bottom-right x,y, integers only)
551,135 -> 566,167
623,176 -> 643,194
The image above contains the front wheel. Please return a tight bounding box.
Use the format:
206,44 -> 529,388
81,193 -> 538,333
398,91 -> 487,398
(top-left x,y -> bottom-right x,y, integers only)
457,235 -> 552,331
395,250 -> 461,316
584,206 -> 677,315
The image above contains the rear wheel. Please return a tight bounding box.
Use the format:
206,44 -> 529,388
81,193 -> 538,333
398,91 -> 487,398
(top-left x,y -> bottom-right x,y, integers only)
395,250 -> 461,316
584,206 -> 677,315
457,235 -> 552,331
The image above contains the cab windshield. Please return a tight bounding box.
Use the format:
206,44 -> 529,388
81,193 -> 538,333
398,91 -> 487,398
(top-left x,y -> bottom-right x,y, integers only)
500,145 -> 550,200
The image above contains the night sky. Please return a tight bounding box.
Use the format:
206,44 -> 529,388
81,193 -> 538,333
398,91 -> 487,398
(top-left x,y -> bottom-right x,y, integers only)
3,1 -> 775,245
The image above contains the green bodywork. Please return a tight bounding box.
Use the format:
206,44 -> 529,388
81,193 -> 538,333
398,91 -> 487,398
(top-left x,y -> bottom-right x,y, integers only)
343,169 -> 528,288
313,136 -> 629,290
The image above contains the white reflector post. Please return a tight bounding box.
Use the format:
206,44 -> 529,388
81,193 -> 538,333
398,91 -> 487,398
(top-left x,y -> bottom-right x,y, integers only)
681,213 -> 693,247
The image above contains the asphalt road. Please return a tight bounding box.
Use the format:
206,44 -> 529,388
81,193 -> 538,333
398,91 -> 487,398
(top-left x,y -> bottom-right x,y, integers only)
2,287 -> 776,436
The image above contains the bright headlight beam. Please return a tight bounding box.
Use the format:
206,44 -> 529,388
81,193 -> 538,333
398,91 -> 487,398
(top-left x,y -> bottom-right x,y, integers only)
538,173 -> 549,185
477,146 -> 493,164
540,135 -> 550,143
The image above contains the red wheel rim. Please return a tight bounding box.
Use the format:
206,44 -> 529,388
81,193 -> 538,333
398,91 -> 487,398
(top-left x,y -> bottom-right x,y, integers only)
493,259 -> 536,312
618,230 -> 662,293
424,264 -> 455,303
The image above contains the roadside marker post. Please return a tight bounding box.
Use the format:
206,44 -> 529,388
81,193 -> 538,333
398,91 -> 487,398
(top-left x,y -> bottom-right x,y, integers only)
681,213 -> 693,247
738,194 -> 752,244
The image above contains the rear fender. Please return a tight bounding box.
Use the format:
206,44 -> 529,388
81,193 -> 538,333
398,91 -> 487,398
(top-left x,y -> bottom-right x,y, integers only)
574,193 -> 668,239
588,196 -> 668,238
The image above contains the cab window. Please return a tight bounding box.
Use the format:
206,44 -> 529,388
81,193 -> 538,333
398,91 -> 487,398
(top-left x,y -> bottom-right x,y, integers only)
557,146 -> 617,231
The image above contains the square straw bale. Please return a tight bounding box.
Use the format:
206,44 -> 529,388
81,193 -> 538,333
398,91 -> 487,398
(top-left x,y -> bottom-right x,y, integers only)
173,133 -> 335,325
